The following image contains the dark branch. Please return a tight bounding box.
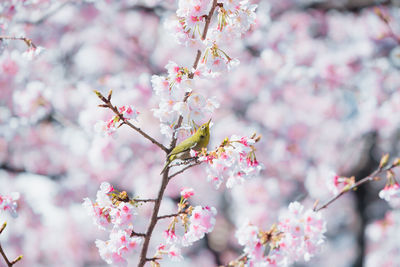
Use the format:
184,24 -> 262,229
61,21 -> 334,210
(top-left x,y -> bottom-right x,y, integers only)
130,230 -> 146,237
134,198 -> 156,203
169,161 -> 203,180
0,36 -> 36,49
157,211 -> 186,220
0,223 -> 23,267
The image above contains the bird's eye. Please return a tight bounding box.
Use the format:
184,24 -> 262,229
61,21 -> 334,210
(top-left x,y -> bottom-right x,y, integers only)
201,126 -> 205,129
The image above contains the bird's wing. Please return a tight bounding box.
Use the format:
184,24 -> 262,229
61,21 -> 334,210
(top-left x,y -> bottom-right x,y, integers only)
168,138 -> 198,157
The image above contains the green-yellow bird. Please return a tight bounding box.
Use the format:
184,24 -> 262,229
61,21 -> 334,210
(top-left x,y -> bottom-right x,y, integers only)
160,119 -> 211,174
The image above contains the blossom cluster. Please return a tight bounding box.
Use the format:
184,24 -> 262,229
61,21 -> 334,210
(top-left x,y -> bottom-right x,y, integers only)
94,105 -> 139,137
199,135 -> 263,188
151,62 -> 219,138
22,46 -> 44,61
379,183 -> 400,209
235,202 -> 326,266
167,0 -> 257,47
154,0 -> 257,138
0,192 -> 20,218
83,182 -> 142,266
154,188 -> 217,263
166,0 -> 257,75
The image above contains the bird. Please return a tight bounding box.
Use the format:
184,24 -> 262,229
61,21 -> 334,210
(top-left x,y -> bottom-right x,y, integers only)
160,119 -> 211,174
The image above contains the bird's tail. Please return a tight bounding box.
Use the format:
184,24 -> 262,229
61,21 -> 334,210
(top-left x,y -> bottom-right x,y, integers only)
160,160 -> 170,175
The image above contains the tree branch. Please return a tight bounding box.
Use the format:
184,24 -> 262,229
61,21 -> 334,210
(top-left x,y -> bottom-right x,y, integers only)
169,161 -> 203,180
0,223 -> 23,267
0,36 -> 36,49
314,161 -> 399,212
94,91 -> 169,153
225,253 -> 248,266
157,211 -> 186,220
130,230 -> 146,237
134,198 -> 156,203
138,170 -> 170,267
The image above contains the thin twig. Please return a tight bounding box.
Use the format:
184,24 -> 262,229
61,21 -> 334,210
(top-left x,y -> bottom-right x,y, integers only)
169,161 -> 203,180
168,157 -> 198,167
146,257 -> 161,262
157,211 -> 186,220
314,162 -> 398,212
0,223 -> 6,235
134,198 -> 156,203
95,91 -> 169,153
225,253 -> 248,266
0,245 -> 11,267
0,36 -> 36,49
0,223 -> 23,267
130,230 -> 146,237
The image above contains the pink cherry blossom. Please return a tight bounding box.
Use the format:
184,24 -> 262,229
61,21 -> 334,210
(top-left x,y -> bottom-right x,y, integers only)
110,202 -> 137,229
0,192 -> 20,218
183,205 -> 217,246
201,135 -> 263,188
379,183 -> 400,209
21,46 -> 44,61
96,229 -> 142,266
180,187 -> 195,199
164,229 -> 178,244
119,105 -> 139,122
235,202 -> 326,266
168,245 -> 184,261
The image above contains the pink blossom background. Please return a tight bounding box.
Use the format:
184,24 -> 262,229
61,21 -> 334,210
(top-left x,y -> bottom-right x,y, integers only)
1,0 -> 400,266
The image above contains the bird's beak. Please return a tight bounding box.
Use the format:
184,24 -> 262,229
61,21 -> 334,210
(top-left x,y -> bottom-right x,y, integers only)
206,118 -> 211,126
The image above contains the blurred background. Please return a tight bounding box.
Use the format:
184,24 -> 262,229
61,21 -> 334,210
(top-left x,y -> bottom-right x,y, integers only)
1,0 -> 400,266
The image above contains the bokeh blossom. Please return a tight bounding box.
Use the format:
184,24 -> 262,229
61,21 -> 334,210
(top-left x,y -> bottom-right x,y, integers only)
0,192 -> 20,218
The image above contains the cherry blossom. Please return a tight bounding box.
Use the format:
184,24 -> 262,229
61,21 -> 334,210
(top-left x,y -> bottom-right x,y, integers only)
201,135 -> 263,188
94,105 -> 140,137
379,183 -> 400,209
183,205 -> 217,246
83,182 -> 137,231
83,182 -> 143,265
96,229 -> 142,267
21,46 -> 44,61
151,61 -> 219,138
180,187 -> 195,199
0,192 -> 20,218
235,202 -> 326,266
